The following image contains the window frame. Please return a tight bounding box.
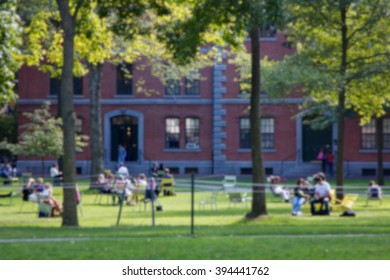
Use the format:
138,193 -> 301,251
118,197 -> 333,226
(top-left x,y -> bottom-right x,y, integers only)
165,117 -> 180,149
50,76 -> 83,96
239,117 -> 251,149
185,117 -> 200,149
165,79 -> 180,96
184,76 -> 200,96
75,117 -> 83,135
361,118 -> 390,149
239,117 -> 275,150
116,63 -> 133,96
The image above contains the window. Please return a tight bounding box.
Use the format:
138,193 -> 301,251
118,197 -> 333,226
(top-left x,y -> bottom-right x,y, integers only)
75,118 -> 83,134
50,78 -> 60,96
184,76 -> 200,96
239,117 -> 275,149
164,71 -> 200,96
185,167 -> 198,174
165,79 -> 180,95
361,119 -> 390,149
240,118 -> 251,149
50,77 -> 83,96
165,118 -> 180,149
185,118 -> 200,148
260,25 -> 276,38
262,118 -> 275,149
116,63 -> 132,95
361,120 -> 376,149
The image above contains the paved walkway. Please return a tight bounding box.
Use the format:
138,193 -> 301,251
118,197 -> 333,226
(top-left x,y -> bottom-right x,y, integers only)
0,233 -> 388,244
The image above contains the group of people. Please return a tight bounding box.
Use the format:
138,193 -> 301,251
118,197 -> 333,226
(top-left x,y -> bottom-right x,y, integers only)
96,171 -> 155,205
0,161 -> 17,184
269,172 -> 333,216
271,172 -> 383,217
317,145 -> 335,177
95,161 -> 174,206
22,177 -> 65,217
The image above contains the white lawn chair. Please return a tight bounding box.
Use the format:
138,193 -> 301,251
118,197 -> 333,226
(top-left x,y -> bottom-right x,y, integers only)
223,176 -> 237,191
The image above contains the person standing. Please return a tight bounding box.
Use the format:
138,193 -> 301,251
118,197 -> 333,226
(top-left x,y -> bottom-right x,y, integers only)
327,150 -> 335,177
317,147 -> 328,174
151,162 -> 159,178
117,162 -> 130,178
118,144 -> 127,166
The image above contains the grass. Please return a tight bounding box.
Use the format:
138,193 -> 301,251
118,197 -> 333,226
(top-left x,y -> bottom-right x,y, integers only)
0,178 -> 389,260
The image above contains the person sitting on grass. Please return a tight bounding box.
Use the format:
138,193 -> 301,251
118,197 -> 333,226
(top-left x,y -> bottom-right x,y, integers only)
310,173 -> 332,215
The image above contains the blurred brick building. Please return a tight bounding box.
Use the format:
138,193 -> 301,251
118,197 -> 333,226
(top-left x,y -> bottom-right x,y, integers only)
16,33 -> 390,178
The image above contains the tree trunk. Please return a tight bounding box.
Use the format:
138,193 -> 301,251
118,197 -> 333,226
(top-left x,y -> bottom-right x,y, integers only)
57,0 -> 79,227
246,26 -> 267,218
376,116 -> 384,185
56,80 -> 64,173
87,62 -> 104,184
336,5 -> 348,200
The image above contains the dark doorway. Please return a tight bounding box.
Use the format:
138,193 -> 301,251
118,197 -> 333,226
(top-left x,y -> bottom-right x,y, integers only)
111,116 -> 138,162
302,123 -> 332,162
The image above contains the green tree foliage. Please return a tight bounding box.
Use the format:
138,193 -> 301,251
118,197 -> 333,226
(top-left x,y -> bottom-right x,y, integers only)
161,0 -> 285,218
6,102 -> 63,159
0,0 -> 22,108
1,102 -> 88,176
0,109 -> 17,158
19,0 -> 216,225
262,0 -> 390,190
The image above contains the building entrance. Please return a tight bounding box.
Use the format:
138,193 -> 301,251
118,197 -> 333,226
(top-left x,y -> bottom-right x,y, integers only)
302,123 -> 332,162
110,116 -> 138,162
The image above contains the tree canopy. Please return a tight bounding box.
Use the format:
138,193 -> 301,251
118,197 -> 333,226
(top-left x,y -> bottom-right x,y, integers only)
261,0 -> 390,188
0,0 -> 22,109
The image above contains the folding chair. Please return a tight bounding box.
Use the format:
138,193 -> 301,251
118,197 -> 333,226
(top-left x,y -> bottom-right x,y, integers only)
199,191 -> 218,210
366,188 -> 382,206
161,178 -> 175,196
0,191 -> 13,205
37,193 -> 54,218
227,192 -> 251,207
222,176 -> 237,191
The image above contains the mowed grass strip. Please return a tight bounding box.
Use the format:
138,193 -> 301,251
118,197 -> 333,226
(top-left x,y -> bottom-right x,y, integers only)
0,182 -> 389,260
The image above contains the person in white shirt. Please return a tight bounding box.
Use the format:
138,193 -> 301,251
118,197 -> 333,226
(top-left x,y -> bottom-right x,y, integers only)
117,162 -> 129,178
310,173 -> 331,215
270,176 -> 291,202
367,180 -> 382,198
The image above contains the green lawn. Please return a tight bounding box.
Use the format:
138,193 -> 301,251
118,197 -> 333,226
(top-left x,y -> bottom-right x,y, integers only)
0,178 -> 389,260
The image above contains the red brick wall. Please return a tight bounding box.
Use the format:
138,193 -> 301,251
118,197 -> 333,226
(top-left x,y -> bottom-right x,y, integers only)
344,117 -> 390,162
223,104 -> 299,161
101,104 -> 213,161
